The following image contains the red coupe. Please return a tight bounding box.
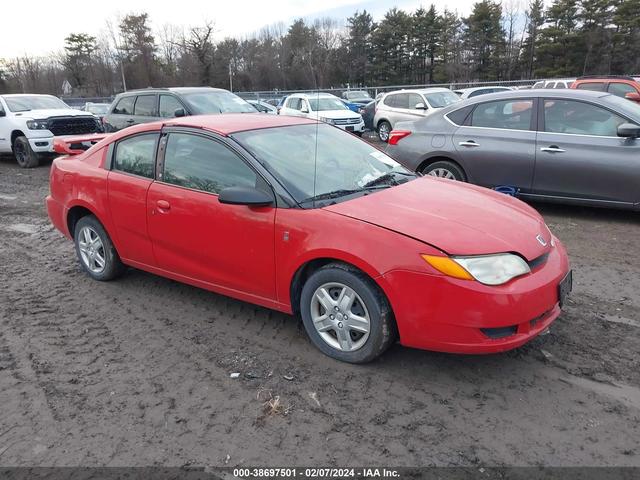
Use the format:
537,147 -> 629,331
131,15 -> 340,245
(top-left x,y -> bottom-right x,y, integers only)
47,114 -> 571,363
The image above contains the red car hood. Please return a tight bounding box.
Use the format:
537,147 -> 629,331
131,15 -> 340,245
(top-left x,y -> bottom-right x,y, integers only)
324,177 -> 550,261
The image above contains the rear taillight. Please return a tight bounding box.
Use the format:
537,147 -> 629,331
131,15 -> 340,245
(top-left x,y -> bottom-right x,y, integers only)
388,130 -> 411,145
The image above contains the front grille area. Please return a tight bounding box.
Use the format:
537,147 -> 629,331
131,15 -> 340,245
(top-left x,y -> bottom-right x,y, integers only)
47,116 -> 100,136
334,118 -> 361,125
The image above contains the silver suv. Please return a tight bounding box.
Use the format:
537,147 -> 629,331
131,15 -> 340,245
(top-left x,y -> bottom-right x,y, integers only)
373,88 -> 460,142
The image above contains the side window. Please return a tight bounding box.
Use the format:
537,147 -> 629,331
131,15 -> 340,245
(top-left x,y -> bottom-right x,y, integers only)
113,134 -> 158,178
607,82 -> 636,98
113,96 -> 135,115
163,133 -> 258,194
159,95 -> 184,118
576,82 -> 606,92
532,82 -> 544,89
383,94 -> 397,108
408,93 -> 424,109
544,100 -> 627,136
134,95 -> 156,116
554,82 -> 567,89
287,98 -> 301,110
471,99 -> 533,130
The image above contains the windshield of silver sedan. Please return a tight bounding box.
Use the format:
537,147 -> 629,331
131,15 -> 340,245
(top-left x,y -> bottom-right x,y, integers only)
234,123 -> 416,207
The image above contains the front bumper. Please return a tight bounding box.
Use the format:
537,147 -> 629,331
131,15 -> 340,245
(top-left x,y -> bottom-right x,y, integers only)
381,239 -> 570,354
28,133 -> 55,153
336,121 -> 365,133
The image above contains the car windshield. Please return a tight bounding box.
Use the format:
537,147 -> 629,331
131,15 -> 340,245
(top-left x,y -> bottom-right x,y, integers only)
4,95 -> 69,112
308,97 -> 348,111
346,91 -> 372,100
425,91 -> 461,108
86,104 -> 109,114
234,123 -> 415,207
182,91 -> 256,114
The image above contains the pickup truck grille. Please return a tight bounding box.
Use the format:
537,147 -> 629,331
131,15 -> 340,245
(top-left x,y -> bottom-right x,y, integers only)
47,116 -> 100,136
334,118 -> 361,125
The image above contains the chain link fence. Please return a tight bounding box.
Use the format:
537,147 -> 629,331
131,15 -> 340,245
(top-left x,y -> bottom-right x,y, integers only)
234,79 -> 553,102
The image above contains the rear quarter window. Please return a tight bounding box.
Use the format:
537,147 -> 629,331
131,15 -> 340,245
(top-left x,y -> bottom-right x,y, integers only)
446,105 -> 474,126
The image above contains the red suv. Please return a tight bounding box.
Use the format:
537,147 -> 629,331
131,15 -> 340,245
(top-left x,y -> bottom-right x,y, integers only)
571,75 -> 640,103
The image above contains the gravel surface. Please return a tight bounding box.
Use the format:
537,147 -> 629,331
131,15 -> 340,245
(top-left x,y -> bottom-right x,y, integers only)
0,152 -> 639,467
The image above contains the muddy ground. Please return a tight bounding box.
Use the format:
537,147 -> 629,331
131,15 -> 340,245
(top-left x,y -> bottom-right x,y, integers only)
0,149 -> 638,467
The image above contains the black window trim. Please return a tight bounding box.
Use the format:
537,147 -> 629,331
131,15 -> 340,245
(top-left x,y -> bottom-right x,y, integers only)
154,127 -> 280,205
538,97 -> 634,137
108,131 -> 161,180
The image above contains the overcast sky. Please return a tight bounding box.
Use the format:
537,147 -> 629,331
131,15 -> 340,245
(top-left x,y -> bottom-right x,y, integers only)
0,0 -> 477,59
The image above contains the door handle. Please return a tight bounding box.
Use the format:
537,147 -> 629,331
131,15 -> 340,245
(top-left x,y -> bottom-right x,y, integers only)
540,146 -> 565,153
156,200 -> 171,212
459,140 -> 479,147
126,119 -> 135,124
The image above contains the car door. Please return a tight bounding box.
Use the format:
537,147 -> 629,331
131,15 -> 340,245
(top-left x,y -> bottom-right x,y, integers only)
281,97 -> 302,117
106,132 -> 159,266
146,130 -> 277,300
0,100 -> 11,152
452,98 -> 537,190
533,98 -> 640,205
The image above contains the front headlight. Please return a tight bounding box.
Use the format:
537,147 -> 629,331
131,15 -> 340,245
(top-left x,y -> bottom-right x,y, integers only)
422,253 -> 530,285
319,117 -> 335,125
26,119 -> 49,130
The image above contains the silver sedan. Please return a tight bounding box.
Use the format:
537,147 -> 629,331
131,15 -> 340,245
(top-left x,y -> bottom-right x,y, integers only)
385,89 -> 640,210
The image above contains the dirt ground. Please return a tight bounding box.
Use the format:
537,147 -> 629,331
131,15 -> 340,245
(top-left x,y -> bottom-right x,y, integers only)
0,149 -> 639,468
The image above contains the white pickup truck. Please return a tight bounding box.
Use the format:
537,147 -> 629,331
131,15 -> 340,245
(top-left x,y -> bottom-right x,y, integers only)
0,94 -> 102,167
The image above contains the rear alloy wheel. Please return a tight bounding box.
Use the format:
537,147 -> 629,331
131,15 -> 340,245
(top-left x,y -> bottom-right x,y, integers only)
12,136 -> 40,168
422,160 -> 466,182
300,264 -> 395,363
74,215 -> 125,281
377,121 -> 391,142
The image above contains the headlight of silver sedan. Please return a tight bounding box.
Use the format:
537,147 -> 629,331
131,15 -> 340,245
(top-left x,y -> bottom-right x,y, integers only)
452,254 -> 531,285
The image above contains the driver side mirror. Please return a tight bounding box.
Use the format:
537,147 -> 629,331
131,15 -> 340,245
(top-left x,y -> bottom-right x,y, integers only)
218,186 -> 273,207
414,102 -> 427,110
617,123 -> 640,138
174,108 -> 186,118
625,92 -> 640,103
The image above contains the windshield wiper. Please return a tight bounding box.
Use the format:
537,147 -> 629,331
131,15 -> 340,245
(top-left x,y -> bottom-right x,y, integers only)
300,185 -> 390,204
362,171 -> 415,188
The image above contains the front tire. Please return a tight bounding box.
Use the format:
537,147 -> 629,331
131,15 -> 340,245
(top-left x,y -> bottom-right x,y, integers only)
13,136 -> 40,168
377,121 -> 391,143
74,215 -> 125,281
300,263 -> 395,363
422,160 -> 466,181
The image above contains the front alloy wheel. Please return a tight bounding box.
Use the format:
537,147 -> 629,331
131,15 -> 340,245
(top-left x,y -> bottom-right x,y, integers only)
300,263 -> 395,363
310,282 -> 371,352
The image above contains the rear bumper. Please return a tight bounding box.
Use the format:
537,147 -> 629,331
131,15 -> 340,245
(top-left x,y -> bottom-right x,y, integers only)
46,195 -> 71,238
381,239 -> 570,354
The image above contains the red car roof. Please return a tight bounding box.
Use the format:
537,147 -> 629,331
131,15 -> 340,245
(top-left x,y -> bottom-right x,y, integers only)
163,113 -> 318,135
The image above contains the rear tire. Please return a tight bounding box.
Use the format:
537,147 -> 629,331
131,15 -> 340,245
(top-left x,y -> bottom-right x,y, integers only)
13,136 -> 40,168
300,263 -> 395,363
422,160 -> 466,181
74,215 -> 126,281
377,121 -> 391,143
